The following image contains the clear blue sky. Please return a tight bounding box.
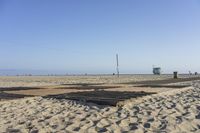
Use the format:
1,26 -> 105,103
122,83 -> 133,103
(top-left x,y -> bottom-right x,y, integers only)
0,0 -> 200,75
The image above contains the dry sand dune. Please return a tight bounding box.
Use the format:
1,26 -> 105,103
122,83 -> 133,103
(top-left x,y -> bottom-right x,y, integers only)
0,79 -> 200,133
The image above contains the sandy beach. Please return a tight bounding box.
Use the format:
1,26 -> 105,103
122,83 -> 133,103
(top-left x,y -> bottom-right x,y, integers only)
0,75 -> 200,133
1,0 -> 200,132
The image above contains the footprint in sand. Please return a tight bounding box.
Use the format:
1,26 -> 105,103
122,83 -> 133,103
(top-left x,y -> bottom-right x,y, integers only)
147,117 -> 154,123
158,120 -> 168,130
196,106 -> 200,111
6,128 -> 18,132
30,129 -> 39,133
176,116 -> 183,124
95,126 -> 107,132
144,122 -> 151,128
73,127 -> 80,132
195,112 -> 200,119
129,123 -> 139,130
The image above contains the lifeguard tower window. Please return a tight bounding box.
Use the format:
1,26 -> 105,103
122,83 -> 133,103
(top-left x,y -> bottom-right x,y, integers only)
153,67 -> 161,75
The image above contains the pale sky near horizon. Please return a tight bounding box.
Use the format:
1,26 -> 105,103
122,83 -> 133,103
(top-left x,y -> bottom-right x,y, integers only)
0,0 -> 200,75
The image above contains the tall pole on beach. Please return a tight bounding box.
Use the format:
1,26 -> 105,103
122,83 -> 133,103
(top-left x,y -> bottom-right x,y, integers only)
116,54 -> 119,77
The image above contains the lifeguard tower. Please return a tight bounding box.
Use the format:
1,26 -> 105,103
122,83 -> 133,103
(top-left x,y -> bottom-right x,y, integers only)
153,67 -> 161,75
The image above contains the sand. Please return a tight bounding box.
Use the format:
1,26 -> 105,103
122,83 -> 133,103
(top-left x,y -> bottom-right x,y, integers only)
0,75 -> 197,102
0,74 -> 190,88
0,80 -> 200,132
